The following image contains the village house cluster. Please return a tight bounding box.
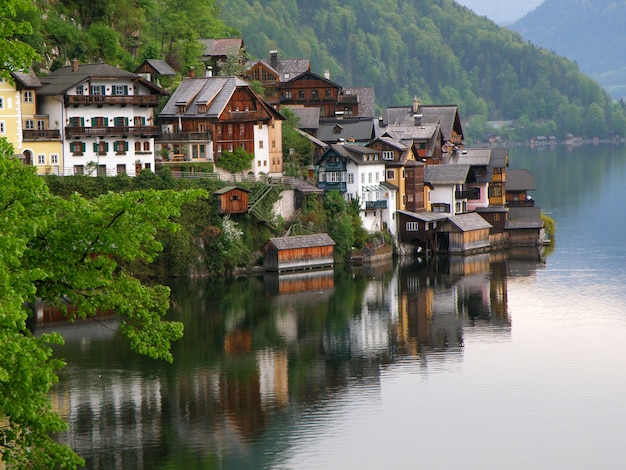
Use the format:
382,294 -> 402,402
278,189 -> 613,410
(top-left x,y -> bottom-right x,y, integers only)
1,38 -> 546,255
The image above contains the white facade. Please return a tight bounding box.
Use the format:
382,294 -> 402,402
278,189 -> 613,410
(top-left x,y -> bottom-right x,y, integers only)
38,66 -> 161,177
253,123 -> 270,177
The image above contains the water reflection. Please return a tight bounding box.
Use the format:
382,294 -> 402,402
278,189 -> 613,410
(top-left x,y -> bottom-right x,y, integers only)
44,247 -> 545,469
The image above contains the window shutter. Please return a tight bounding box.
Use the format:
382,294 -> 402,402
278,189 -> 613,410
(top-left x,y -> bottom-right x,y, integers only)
104,117 -> 109,126
70,142 -> 74,152
125,141 -> 129,151
124,86 -> 128,94
125,117 -> 129,126
101,85 -> 106,95
93,142 -> 98,152
113,141 -> 118,152
106,142 -> 109,151
91,117 -> 96,126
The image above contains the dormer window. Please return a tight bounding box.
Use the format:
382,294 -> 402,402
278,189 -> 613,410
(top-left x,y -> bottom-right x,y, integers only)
198,104 -> 207,113
176,105 -> 186,114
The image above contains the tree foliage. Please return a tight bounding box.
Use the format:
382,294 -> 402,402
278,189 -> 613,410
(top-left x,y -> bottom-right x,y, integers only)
217,146 -> 255,174
0,141 -> 205,468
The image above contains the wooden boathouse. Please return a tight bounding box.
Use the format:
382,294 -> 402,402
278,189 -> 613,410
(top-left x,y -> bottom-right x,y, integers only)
439,212 -> 492,255
214,186 -> 250,214
263,234 -> 335,273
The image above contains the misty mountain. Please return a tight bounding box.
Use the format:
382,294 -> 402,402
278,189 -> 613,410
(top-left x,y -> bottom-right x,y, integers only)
510,0 -> 626,99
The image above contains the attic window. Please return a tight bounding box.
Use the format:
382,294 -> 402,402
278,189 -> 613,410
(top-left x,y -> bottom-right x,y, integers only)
333,124 -> 343,134
284,73 -> 290,79
176,105 -> 186,114
198,104 -> 207,113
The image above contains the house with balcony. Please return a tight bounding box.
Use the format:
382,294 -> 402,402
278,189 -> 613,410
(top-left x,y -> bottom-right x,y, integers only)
37,60 -> 167,176
366,136 -> 425,213
444,148 -> 492,212
424,164 -> 473,216
316,143 -> 397,234
0,69 -> 62,175
157,76 -> 284,178
378,98 -> 464,161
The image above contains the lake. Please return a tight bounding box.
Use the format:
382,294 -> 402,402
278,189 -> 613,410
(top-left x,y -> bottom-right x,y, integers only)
43,143 -> 626,469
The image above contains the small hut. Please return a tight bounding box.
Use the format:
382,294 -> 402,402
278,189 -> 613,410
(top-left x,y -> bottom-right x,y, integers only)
214,186 -> 250,214
263,234 -> 335,273
439,212 -> 492,254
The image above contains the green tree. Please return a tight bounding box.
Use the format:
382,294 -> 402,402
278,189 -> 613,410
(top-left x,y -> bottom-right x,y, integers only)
0,141 -> 205,468
0,0 -> 39,74
217,146 -> 255,174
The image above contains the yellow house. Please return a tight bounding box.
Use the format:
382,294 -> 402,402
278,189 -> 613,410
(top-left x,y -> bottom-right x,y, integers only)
0,70 -> 63,175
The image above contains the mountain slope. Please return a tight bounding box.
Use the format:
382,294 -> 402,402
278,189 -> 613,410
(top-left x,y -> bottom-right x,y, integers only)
510,0 -> 626,99
216,0 -> 612,137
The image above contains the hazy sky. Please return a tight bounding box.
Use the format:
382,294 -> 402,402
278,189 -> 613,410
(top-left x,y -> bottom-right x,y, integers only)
455,0 -> 544,25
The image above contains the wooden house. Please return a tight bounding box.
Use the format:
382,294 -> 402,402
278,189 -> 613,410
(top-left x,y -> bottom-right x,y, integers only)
200,38 -> 245,75
506,168 -> 536,207
134,59 -> 177,86
157,76 -> 284,177
397,210 -> 449,255
214,186 -> 250,214
439,212 -> 492,255
506,207 -> 544,246
263,234 -> 335,273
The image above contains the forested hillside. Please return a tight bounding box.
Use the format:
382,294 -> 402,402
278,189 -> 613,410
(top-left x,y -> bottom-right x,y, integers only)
510,0 -> 626,100
23,0 -> 626,140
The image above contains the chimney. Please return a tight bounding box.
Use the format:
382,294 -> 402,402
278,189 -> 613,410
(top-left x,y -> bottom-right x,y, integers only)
72,58 -> 79,72
206,66 -> 213,77
269,50 -> 278,68
412,95 -> 421,114
324,70 -> 330,80
414,113 -> 422,126
188,67 -> 195,78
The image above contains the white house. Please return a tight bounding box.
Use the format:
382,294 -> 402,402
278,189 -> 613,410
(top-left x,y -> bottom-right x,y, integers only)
424,164 -> 471,216
317,143 -> 397,235
38,60 -> 167,176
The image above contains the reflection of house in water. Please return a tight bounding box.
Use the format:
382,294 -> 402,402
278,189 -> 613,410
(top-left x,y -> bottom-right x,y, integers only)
264,269 -> 335,295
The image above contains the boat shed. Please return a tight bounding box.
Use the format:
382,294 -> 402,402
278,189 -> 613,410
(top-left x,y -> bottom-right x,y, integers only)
439,212 -> 492,254
214,186 -> 250,214
506,207 -> 544,246
263,234 -> 335,273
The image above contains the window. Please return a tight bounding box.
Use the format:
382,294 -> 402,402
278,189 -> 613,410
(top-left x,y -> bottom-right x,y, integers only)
240,123 -> 245,136
114,116 -> 128,127
348,173 -> 354,184
327,171 -> 343,183
24,91 -> 33,103
90,85 -> 105,95
143,141 -> 151,151
68,117 -> 83,127
406,222 -> 419,231
112,85 -> 128,95
74,165 -> 84,175
284,91 -> 292,99
259,140 -> 264,149
368,172 -> 372,183
325,89 -> 332,98
114,141 -> 128,155
176,105 -> 186,114
93,141 -> 108,155
134,116 -> 146,126
494,213 -> 501,221
37,154 -> 45,165
0,98 -> 4,109
25,120 -> 34,130
361,173 -> 365,184
311,89 -> 318,100
0,121 -> 5,133
50,154 -> 58,164
37,120 -> 45,130
91,117 -> 108,127
383,150 -> 394,160
135,141 -> 141,152
432,203 -> 450,213
375,172 -> 379,182
298,90 -> 305,99
489,186 -> 503,197
116,164 -> 126,175
227,124 -> 233,136
386,169 -> 395,180
75,85 -> 83,95
70,141 -> 85,156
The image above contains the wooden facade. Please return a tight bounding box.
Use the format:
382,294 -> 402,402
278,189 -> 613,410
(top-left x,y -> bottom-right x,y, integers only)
263,234 -> 335,273
214,186 -> 250,214
439,213 -> 492,255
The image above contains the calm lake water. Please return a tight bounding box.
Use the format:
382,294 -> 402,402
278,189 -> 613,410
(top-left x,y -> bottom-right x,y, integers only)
42,144 -> 626,470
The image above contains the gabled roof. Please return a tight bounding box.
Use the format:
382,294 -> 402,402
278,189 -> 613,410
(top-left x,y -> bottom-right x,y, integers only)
343,86 -> 376,117
316,117 -> 375,143
247,54 -> 310,83
279,70 -> 341,89
213,185 -> 250,195
506,207 -> 543,229
285,105 -> 320,130
381,104 -> 463,142
506,168 -> 536,191
11,69 -> 41,88
39,63 -> 141,95
266,233 -> 335,251
445,148 -> 491,166
490,147 -> 508,169
326,143 -> 382,165
447,212 -> 492,232
200,38 -> 244,57
397,210 -> 449,223
425,164 -> 471,185
159,76 -> 282,120
136,59 -> 177,76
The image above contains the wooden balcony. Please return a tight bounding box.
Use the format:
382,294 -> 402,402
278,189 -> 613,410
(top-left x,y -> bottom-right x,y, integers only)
23,129 -> 61,141
65,95 -> 159,107
157,131 -> 212,142
65,126 -> 160,138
